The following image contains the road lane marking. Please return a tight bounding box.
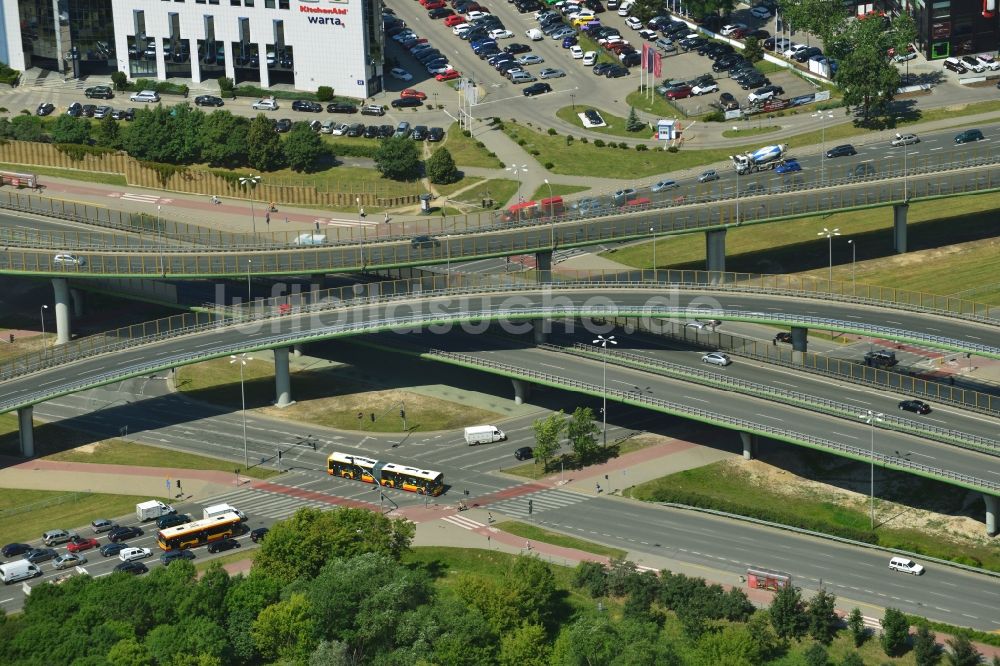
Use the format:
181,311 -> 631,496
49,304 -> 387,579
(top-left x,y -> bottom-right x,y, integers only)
831,431 -> 859,440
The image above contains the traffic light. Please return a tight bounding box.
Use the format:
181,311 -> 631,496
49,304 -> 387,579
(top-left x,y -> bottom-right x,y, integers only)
278,450 -> 282,462
528,499 -> 533,515
400,409 -> 406,419
370,413 -> 375,422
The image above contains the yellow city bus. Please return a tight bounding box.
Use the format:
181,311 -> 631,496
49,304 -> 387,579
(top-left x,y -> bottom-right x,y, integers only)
156,512 -> 243,551
327,452 -> 445,496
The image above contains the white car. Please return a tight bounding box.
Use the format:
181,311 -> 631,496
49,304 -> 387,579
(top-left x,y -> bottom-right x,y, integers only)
617,0 -> 634,16
624,16 -> 643,30
427,62 -> 453,75
466,10 -> 490,20
389,67 -> 413,81
692,82 -> 719,95
701,352 -> 732,366
582,51 -> 597,65
637,29 -> 658,41
118,547 -> 152,562
889,557 -> 925,575
976,53 -> 1000,70
489,29 -> 514,39
251,98 -> 279,111
129,90 -> 159,103
749,6 -> 772,19
570,45 -> 584,59
526,28 -> 544,41
331,123 -> 350,136
54,253 -> 86,266
720,23 -> 747,36
783,43 -> 807,58
451,23 -> 470,35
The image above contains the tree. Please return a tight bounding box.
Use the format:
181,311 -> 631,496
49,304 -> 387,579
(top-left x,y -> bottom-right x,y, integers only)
217,76 -> 235,98
847,608 -> 867,647
200,111 -> 249,167
111,71 -> 129,91
807,588 -> 838,644
246,113 -> 285,171
697,623 -> 766,665
94,113 -> 121,148
9,115 -> 44,142
777,0 -> 849,46
803,643 -> 829,666
283,122 -> 327,172
625,106 -> 644,132
944,633 -> 981,666
572,561 -> 608,597
769,585 -> 808,640
841,653 -> 865,666
627,0 -> 664,22
550,613 -> 619,665
426,147 -> 460,184
50,114 -> 91,144
913,623 -> 940,666
309,640 -> 352,666
499,623 -> 550,666
252,593 -> 317,663
224,572 -> 284,663
532,411 -> 564,471
373,135 -> 422,181
880,607 -> 910,657
566,406 -> 600,466
743,36 -> 763,63
105,638 -> 151,666
682,0 -> 737,20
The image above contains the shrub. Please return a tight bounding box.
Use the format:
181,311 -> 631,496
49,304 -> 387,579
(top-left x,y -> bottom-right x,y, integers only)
315,86 -> 334,102
635,144 -> 648,151
517,139 -> 527,146
475,141 -> 485,148
618,142 -> 628,149
530,149 -> 540,155
580,137 -> 588,143
111,71 -> 129,91
544,161 -> 554,169
593,139 -> 605,147
667,145 -> 679,152
547,128 -> 557,135
463,130 -> 472,137
704,110 -> 725,122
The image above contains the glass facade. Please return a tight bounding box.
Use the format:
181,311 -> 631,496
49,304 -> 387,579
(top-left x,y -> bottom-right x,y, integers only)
17,0 -> 115,75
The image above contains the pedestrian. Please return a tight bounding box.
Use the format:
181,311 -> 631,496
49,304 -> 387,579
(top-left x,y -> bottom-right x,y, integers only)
384,211 -> 389,223
265,211 -> 270,225
360,207 -> 366,219
176,479 -> 182,492
595,483 -> 602,494
773,337 -> 777,346
525,540 -> 531,551
488,512 -> 495,523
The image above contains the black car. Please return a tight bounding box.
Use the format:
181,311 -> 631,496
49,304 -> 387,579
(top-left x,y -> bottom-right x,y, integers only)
347,123 -> 365,137
621,52 -> 641,67
81,104 -> 97,117
899,399 -> 932,415
2,542 -> 31,557
708,46 -> 736,61
427,126 -> 445,142
363,124 -> 379,138
826,144 -> 857,158
410,125 -> 428,140
505,43 -> 532,54
955,129 -> 985,144
719,92 -> 739,110
194,95 -> 224,107
327,102 -> 357,114
207,538 -> 241,554
36,102 -> 55,116
523,82 -> 552,96
24,548 -> 58,563
738,76 -> 768,90
680,37 -> 707,51
592,62 -> 614,75
250,528 -> 269,543
411,235 -> 441,248
391,97 -> 423,109
100,542 -> 129,557
584,109 -> 603,124
514,446 -> 534,461
428,7 -> 454,18
274,118 -> 293,133
157,513 -> 191,529
605,65 -> 629,78
114,560 -> 149,576
160,549 -> 196,566
108,526 -> 143,543
377,124 -> 394,138
864,349 -> 898,368
792,46 -> 822,62
713,55 -> 744,72
84,85 -> 114,99
773,331 -> 792,344
111,108 -> 135,121
66,102 -> 83,117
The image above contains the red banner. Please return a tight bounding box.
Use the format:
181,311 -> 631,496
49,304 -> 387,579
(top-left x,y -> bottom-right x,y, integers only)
641,43 -> 649,70
653,51 -> 662,78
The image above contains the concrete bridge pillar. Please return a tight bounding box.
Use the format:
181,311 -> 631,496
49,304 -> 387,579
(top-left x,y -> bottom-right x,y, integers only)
51,278 -> 71,345
18,406 -> 34,458
70,289 -> 84,319
740,431 -> 756,460
893,204 -> 908,254
533,318 -> 548,345
535,250 -> 552,283
512,379 -> 531,405
791,326 -> 808,360
706,229 -> 726,283
985,494 -> 998,537
274,347 -> 294,408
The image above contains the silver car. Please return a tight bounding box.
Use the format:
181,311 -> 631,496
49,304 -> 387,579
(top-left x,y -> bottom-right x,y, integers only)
698,170 -> 720,183
890,133 -> 919,146
539,68 -> 565,79
701,352 -> 732,366
53,553 -> 87,570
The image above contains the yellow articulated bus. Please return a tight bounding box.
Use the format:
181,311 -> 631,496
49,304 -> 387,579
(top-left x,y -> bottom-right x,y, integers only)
156,512 -> 243,551
327,451 -> 445,496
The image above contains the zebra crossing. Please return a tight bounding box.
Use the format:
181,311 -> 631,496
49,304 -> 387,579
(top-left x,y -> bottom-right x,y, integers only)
485,488 -> 592,518
441,513 -> 485,530
202,481 -> 366,521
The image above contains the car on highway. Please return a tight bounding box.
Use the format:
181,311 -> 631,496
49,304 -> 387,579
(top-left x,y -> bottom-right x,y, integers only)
826,144 -> 857,158
523,82 -> 552,96
100,542 -> 129,557
114,560 -> 149,576
775,159 -> 801,174
573,197 -> 604,214
291,100 -> 323,113
250,528 -> 270,543
119,547 -> 152,562
889,556 -> 925,575
651,179 -> 679,192
411,235 -> 441,248
52,253 -> 86,267
66,537 -> 100,553
194,95 -> 224,107
898,399 -> 931,414
2,543 -> 31,557
698,170 -> 720,183
160,549 -> 196,566
774,331 -> 793,344
36,102 -> 55,116
389,67 -> 413,81
514,446 -> 534,461
954,128 -> 985,144
207,538 -> 241,554
108,526 -> 143,543
890,133 -> 919,146
53,553 -> 87,570
612,187 -> 637,203
23,548 -> 58,563
91,518 -> 118,533
701,352 -> 732,366
157,513 -> 191,529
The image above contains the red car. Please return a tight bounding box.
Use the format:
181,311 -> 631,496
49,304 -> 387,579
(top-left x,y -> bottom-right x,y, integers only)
425,0 -> 446,8
66,536 -> 100,553
666,85 -> 693,99
444,14 -> 466,26
400,88 -> 428,100
728,27 -> 747,39
436,69 -> 461,81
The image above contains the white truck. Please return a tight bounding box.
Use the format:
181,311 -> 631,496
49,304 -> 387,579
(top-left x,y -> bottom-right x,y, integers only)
0,560 -> 41,585
464,425 -> 507,446
204,503 -> 247,521
730,144 -> 788,175
136,500 -> 175,522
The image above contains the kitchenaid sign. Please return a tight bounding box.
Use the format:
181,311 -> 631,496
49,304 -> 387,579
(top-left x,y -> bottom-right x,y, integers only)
301,2 -> 348,24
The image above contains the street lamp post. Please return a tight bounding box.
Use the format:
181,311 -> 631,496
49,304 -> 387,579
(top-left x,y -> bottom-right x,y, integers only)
246,259 -> 252,307
847,239 -> 856,293
811,111 -> 834,184
238,175 -> 261,234
570,93 -> 576,109
39,304 -> 48,344
860,409 -> 884,529
592,334 -> 617,447
817,227 -> 840,285
505,164 -> 528,222
544,177 -> 555,246
650,226 -> 656,275
230,353 -> 253,471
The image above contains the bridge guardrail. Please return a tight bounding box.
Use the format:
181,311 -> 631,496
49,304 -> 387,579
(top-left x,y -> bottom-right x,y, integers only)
1,277 -> 997,386
549,342 -> 1000,455
424,349 -> 1000,493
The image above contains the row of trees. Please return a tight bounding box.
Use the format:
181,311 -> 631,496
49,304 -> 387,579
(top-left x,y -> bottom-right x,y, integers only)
532,407 -> 603,471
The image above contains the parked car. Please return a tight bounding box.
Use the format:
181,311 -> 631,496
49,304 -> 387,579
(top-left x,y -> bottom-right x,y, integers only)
666,85 -> 692,99
194,95 -> 225,107
747,84 -> 784,103
523,81 -> 552,96
604,65 -> 629,77
691,81 -> 719,95
129,90 -> 160,103
389,67 -> 413,81
361,104 -> 385,117
2,543 -> 31,558
750,5 -> 772,18
898,399 -> 931,414
942,57 -> 966,73
391,97 -> 423,108
111,108 -> 135,121
84,85 -> 114,99
291,100 -> 323,112
250,528 -> 270,543
251,98 -> 279,111
701,352 -> 732,366
400,88 -> 428,100
327,102 -> 357,114
539,67 -> 565,79
826,144 -> 857,158
35,102 -> 55,116
427,126 -> 445,142
274,118 -> 293,133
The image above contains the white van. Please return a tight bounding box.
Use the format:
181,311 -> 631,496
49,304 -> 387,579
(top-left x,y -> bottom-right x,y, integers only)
0,560 -> 41,584
525,28 -> 544,41
888,556 -> 925,575
464,425 -> 507,445
203,503 -> 247,521
294,233 -> 328,246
